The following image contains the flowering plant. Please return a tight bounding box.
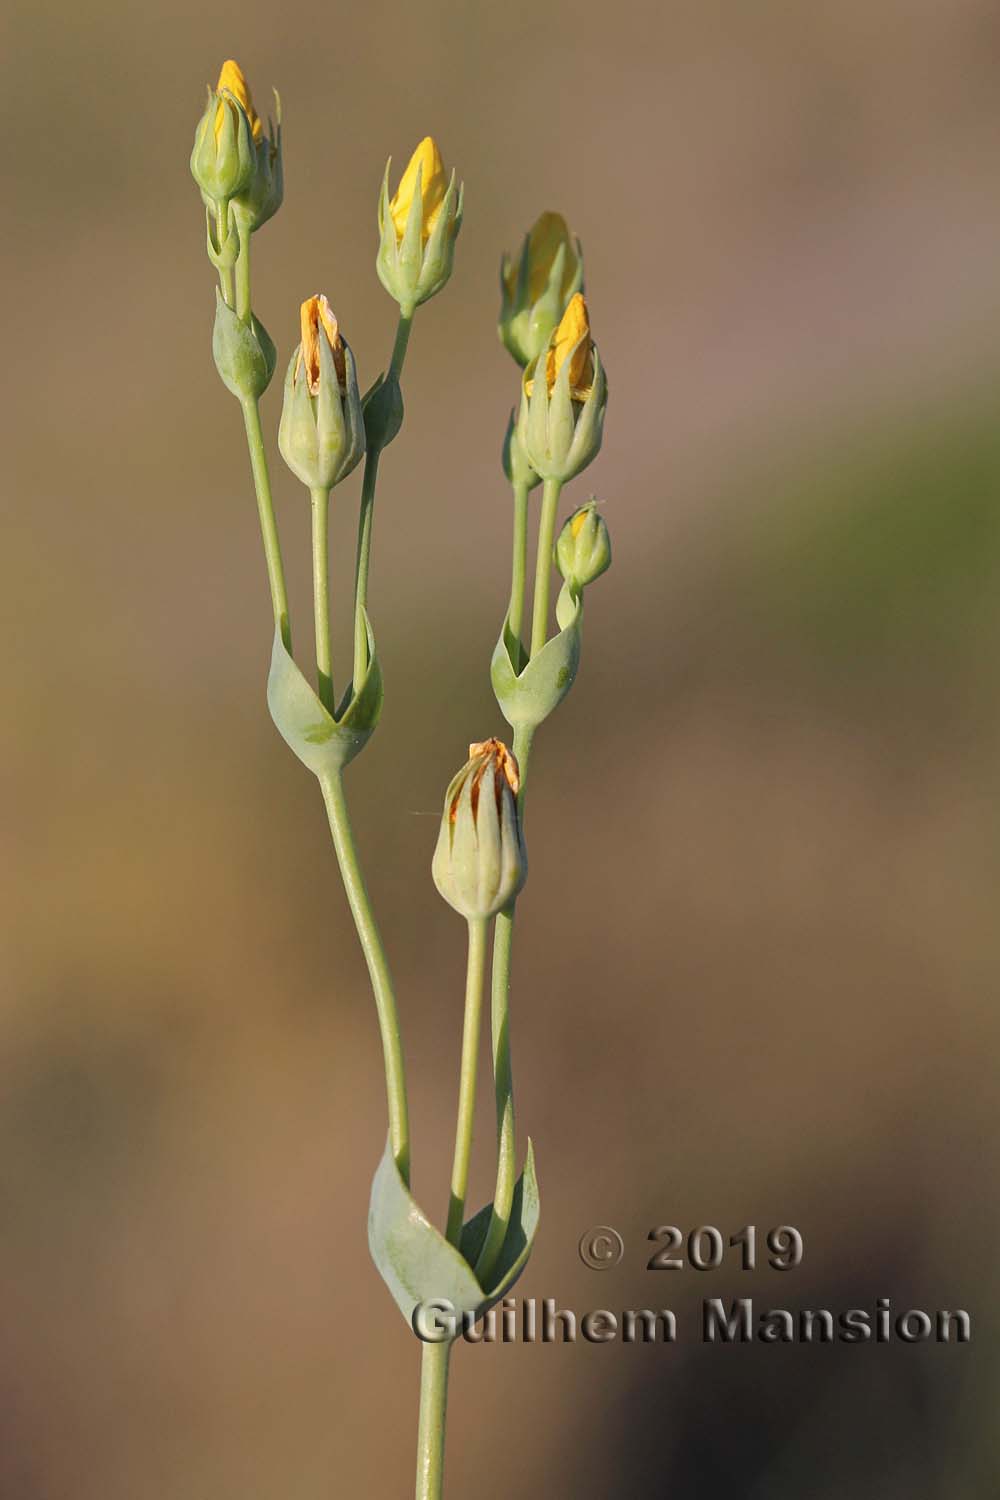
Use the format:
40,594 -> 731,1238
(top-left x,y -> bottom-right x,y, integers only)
190,59 -> 612,1498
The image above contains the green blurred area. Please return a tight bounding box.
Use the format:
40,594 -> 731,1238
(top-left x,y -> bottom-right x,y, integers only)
3,0 -> 1000,1495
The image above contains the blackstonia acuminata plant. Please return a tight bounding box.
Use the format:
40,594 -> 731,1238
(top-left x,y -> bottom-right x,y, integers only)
190,59 -> 611,1500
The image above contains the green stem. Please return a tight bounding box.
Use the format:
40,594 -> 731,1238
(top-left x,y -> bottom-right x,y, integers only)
352,310 -> 414,691
390,311 -> 413,378
473,471 -> 556,1282
318,771 -> 410,1182
445,917 -> 488,1246
216,201 -> 235,308
508,479 -> 530,651
414,1341 -> 451,1500
310,486 -> 334,712
512,724 -> 536,807
472,721 -> 534,1287
352,450 -> 381,691
529,477 -> 562,658
241,398 -> 291,651
234,214 -> 252,325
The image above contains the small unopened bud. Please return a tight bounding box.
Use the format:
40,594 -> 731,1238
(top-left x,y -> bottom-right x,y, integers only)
190,61 -> 256,206
377,137 -> 464,314
499,211 -> 584,368
234,90 -> 283,234
278,295 -> 365,491
556,502 -> 611,591
432,739 -> 527,921
212,290 -> 276,400
518,294 -> 607,482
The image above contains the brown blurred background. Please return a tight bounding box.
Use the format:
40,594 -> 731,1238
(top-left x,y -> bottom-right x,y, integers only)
3,0 -> 1000,1494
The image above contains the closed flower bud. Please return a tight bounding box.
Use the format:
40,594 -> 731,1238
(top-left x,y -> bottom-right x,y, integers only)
376,137 -> 464,315
217,59 -> 263,144
190,60 -> 257,206
213,289 -> 276,400
432,739 -> 527,921
517,293 -> 607,483
234,90 -> 283,234
555,501 -> 611,590
499,211 -> 584,367
278,295 -> 365,491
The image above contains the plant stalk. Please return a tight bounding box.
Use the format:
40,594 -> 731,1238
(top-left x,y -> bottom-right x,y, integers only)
216,200 -> 235,308
352,309 -> 413,691
310,486 -> 334,712
445,917 -> 488,1245
508,479 -> 530,650
318,771 -> 411,1182
414,1341 -> 452,1500
529,477 -> 562,657
234,215 -> 252,325
390,310 -> 413,378
473,722 -> 534,1286
241,398 -> 291,651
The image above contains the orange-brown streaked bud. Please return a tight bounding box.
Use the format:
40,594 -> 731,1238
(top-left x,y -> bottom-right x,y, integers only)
279,297 -> 365,491
432,738 -> 527,921
216,59 -> 263,144
455,737 -> 521,815
296,294 -> 347,393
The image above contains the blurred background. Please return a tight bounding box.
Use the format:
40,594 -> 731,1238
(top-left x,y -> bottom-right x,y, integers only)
3,0 -> 999,1494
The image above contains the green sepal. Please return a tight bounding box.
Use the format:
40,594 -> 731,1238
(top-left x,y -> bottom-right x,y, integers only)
206,204 -> 240,270
266,612 -> 383,774
212,289 -> 276,400
362,371 -> 404,452
502,409 -> 540,491
368,1137 -> 539,1337
491,590 -> 583,730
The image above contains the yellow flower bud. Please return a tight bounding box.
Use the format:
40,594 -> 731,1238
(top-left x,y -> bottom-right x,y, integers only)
376,138 -> 463,314
191,66 -> 256,208
216,59 -> 263,144
518,294 -> 606,482
523,293 -> 595,400
500,211 -> 569,301
499,211 -> 584,367
556,501 -> 611,590
389,136 -> 448,243
296,294 -> 346,393
544,293 -> 593,396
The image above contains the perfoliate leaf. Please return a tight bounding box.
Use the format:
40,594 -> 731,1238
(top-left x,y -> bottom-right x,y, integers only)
490,593 -> 582,730
267,612 -> 382,774
368,1138 -> 540,1336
